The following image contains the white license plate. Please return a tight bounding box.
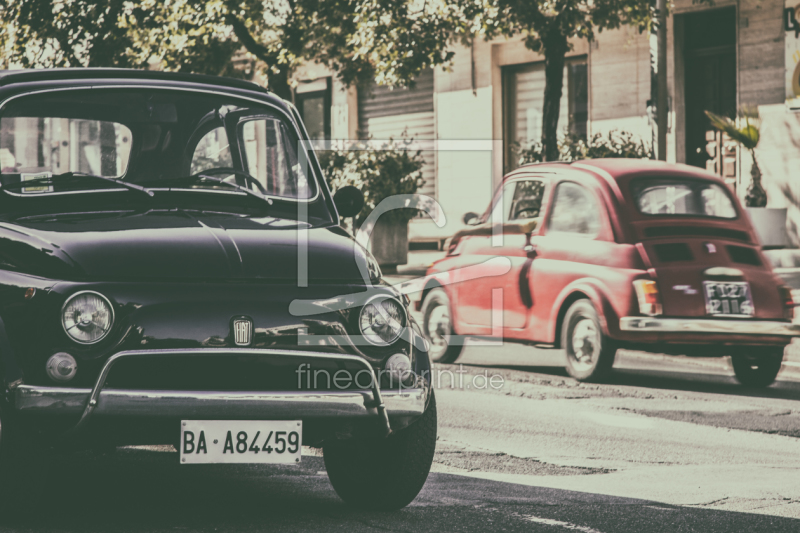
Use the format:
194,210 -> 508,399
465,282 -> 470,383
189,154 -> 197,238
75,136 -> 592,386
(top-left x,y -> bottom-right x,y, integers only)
180,420 -> 302,464
702,281 -> 754,317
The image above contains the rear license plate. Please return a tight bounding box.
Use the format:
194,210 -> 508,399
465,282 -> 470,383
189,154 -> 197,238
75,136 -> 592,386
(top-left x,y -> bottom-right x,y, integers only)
180,420 -> 302,464
702,281 -> 754,317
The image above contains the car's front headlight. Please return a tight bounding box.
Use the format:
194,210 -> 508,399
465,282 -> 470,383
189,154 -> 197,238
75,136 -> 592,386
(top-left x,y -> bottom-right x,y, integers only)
358,296 -> 406,346
61,291 -> 114,344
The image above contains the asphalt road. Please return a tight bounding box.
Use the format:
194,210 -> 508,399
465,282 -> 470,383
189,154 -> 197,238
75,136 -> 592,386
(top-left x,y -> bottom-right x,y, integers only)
2,341 -> 800,533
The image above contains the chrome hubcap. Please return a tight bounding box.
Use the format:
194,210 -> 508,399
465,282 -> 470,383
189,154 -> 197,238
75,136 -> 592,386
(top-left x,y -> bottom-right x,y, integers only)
570,318 -> 599,371
426,304 -> 451,359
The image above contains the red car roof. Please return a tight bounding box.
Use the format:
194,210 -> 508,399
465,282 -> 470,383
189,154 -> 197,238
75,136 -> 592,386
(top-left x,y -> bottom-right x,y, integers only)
516,158 -> 725,183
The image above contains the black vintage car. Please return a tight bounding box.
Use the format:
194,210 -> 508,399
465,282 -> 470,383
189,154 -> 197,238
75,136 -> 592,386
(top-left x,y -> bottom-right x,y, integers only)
0,69 -> 435,510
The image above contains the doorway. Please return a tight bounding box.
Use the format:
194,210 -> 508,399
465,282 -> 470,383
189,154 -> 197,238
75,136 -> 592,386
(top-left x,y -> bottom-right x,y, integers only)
683,8 -> 737,181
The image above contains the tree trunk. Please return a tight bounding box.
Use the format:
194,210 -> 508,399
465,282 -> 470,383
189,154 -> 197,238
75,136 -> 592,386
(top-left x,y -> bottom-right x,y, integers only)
226,14 -> 293,101
655,0 -> 668,160
268,67 -> 293,102
541,34 -> 569,162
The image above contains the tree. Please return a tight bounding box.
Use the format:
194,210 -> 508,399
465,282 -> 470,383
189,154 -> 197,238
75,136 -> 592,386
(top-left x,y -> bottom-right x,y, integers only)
2,1 -> 655,161
470,0 -> 652,161
0,0 -> 457,100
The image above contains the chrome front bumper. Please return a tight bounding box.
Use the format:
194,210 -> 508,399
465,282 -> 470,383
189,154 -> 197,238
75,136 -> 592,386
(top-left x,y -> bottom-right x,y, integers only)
620,317 -> 800,336
13,348 -> 426,437
14,386 -> 425,419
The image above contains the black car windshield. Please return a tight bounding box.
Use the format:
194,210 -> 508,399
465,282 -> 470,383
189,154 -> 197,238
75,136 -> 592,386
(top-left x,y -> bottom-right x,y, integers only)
0,88 -> 314,200
631,177 -> 737,219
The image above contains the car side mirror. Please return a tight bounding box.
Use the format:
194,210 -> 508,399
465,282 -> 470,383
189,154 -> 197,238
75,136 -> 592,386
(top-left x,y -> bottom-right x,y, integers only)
502,218 -> 539,235
333,186 -> 365,218
463,212 -> 480,225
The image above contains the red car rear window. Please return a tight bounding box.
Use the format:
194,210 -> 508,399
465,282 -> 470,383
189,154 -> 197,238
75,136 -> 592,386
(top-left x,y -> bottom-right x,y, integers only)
631,178 -> 737,219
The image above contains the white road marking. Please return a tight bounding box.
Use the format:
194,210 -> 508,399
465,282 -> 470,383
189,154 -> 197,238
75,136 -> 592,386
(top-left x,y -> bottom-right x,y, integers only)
581,411 -> 656,430
520,515 -> 604,533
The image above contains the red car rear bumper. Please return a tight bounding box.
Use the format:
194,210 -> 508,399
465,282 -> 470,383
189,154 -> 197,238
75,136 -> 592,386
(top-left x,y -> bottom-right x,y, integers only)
614,316 -> 798,346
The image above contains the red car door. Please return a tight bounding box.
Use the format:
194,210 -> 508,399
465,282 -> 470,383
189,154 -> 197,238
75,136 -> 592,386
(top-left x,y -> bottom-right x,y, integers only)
526,179 -> 620,343
452,176 -> 548,335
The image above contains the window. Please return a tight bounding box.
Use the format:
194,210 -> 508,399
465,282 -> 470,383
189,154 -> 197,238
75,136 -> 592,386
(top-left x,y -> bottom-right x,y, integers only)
190,127 -> 232,175
240,118 -> 311,199
0,117 -> 132,178
632,178 -> 736,219
503,58 -> 588,172
489,181 -> 518,224
488,179 -> 547,223
295,78 -> 331,141
0,89 -> 322,211
548,182 -> 601,236
509,180 -> 546,220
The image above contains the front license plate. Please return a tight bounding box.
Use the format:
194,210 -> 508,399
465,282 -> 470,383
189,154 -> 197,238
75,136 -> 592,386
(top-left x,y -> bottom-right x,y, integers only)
702,281 -> 754,317
180,420 -> 302,464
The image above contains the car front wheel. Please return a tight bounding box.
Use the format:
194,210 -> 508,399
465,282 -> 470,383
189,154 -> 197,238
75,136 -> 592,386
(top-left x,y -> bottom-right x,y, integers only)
420,288 -> 464,364
323,392 -> 437,510
731,347 -> 784,388
562,299 -> 617,382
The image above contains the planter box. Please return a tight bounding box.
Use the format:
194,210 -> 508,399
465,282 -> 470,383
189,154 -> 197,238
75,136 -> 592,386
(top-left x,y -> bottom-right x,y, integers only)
367,218 -> 409,272
746,207 -> 791,248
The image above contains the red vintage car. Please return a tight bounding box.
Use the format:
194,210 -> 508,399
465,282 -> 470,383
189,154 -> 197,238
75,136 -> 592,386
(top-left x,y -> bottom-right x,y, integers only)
419,159 -> 799,387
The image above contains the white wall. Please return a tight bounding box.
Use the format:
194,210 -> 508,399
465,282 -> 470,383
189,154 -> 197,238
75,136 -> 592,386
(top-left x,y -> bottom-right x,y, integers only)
423,87 -> 494,240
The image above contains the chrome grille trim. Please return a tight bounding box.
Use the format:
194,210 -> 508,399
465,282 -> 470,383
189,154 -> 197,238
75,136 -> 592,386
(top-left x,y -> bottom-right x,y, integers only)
43,348 -> 397,437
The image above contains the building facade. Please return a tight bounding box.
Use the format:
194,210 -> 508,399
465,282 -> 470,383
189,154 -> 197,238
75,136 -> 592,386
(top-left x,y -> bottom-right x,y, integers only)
292,0 -> 800,246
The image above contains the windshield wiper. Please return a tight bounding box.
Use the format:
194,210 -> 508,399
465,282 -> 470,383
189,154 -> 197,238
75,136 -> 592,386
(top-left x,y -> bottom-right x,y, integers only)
152,170 -> 273,206
63,172 -> 154,197
195,173 -> 273,205
0,172 -> 154,198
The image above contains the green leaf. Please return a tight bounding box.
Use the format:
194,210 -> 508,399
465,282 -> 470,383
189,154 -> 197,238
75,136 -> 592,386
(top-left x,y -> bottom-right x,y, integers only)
705,109 -> 760,151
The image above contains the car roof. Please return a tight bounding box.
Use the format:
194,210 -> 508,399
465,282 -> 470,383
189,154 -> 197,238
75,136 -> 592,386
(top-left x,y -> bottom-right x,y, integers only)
0,68 -> 270,94
511,159 -> 728,205
514,158 -> 723,183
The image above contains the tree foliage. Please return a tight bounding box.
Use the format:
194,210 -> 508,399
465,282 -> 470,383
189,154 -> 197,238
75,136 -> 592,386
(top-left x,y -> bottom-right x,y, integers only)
318,138 -> 426,227
1,0 -> 656,162
0,0 -> 461,99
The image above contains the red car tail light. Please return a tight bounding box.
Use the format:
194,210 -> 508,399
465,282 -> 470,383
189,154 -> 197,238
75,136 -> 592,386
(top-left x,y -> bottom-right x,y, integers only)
633,280 -> 663,316
779,285 -> 796,321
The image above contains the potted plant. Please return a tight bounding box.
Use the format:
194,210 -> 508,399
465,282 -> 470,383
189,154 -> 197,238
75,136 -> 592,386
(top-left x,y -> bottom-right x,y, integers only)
318,137 -> 425,271
513,129 -> 652,167
705,107 -> 765,207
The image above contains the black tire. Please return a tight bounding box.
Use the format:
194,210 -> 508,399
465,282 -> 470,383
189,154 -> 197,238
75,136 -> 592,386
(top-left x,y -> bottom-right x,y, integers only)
731,347 -> 785,388
323,392 -> 437,510
420,288 -> 464,364
561,299 -> 617,382
0,407 -> 52,514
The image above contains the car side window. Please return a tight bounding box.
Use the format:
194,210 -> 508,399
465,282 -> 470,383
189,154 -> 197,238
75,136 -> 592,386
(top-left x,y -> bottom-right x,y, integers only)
190,127 -> 233,174
548,181 -> 601,236
509,180 -> 546,221
489,181 -> 517,224
240,118 -> 311,199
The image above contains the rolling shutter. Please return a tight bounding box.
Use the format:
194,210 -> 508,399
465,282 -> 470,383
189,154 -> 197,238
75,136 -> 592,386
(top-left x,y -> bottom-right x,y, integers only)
357,69 -> 435,198
510,64 -> 568,149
